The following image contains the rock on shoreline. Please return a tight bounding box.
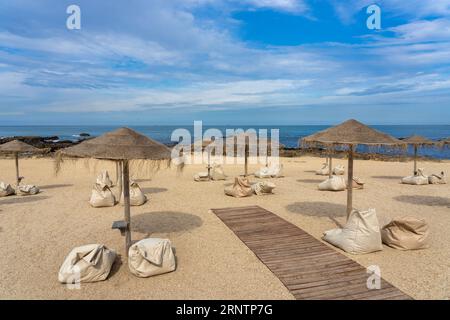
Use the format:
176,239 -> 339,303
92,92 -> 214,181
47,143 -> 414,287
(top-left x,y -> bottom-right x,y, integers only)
0,136 -> 81,152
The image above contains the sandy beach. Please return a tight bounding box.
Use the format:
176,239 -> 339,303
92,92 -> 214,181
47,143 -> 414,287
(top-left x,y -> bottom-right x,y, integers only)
0,156 -> 449,300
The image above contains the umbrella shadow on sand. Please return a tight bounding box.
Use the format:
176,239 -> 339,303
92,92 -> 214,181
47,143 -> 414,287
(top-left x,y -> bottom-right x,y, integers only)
286,201 -> 347,227
131,211 -> 203,237
371,176 -> 403,180
394,195 -> 450,207
40,184 -> 74,190
297,179 -> 323,184
141,187 -> 168,194
0,195 -> 49,205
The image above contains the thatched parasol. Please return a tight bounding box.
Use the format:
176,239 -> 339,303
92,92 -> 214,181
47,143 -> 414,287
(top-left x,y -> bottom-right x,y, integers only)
0,140 -> 45,186
403,135 -> 435,175
57,127 -> 172,255
301,119 -> 404,220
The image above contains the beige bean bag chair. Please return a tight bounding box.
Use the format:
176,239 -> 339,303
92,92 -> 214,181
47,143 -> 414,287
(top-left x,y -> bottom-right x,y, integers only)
0,182 -> 15,197
128,238 -> 176,278
18,184 -> 40,195
316,163 -> 330,176
252,181 -> 276,195
89,183 -> 116,207
120,181 -> 147,206
323,209 -> 383,254
255,163 -> 284,178
194,172 -> 209,182
381,217 -> 430,250
349,177 -> 364,189
318,176 -> 346,191
225,177 -> 253,198
211,165 -> 227,181
428,172 -> 446,185
401,168 -> 429,185
58,244 -> 116,284
96,170 -> 113,187
333,165 -> 345,175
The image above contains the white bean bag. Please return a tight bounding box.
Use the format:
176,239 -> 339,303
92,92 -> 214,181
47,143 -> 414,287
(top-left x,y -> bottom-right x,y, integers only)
89,183 -> 116,207
96,170 -> 113,187
225,177 -> 253,198
194,172 -> 209,182
316,163 -> 330,176
128,238 -> 176,278
333,165 -> 345,175
255,163 -> 283,178
211,165 -> 227,181
0,181 -> 15,197
58,244 -> 116,284
18,184 -> 40,195
381,217 -> 429,250
252,181 -> 276,195
120,181 -> 147,206
318,176 -> 346,191
428,172 -> 446,185
254,166 -> 271,178
349,177 -> 365,189
401,169 -> 429,185
323,209 -> 383,255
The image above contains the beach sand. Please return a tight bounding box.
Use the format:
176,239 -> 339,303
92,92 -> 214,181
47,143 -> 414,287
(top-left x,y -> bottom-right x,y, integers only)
0,156 -> 449,300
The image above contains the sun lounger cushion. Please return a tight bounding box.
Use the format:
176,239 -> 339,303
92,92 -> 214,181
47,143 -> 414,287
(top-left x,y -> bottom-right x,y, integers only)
120,181 -> 147,206
96,170 -> 113,187
333,165 -> 345,175
428,172 -> 446,184
18,184 -> 40,195
58,244 -> 116,284
89,183 -> 116,207
252,181 -> 276,195
194,172 -> 210,182
224,177 -> 253,197
0,182 -> 15,197
318,176 -> 347,191
401,168 -> 429,185
323,209 -> 383,254
211,165 -> 227,181
128,238 -> 176,278
381,217 -> 430,250
316,163 -> 330,176
350,177 -> 364,189
255,163 -> 284,178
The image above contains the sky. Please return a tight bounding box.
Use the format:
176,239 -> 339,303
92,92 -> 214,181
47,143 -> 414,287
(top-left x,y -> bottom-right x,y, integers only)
0,0 -> 449,125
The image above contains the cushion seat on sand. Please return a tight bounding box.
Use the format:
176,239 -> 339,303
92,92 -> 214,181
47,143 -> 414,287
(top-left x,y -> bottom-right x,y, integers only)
255,163 -> 283,178
349,177 -> 365,189
96,170 -> 113,187
120,181 -> 147,206
318,176 -> 346,191
333,165 -> 345,175
252,181 -> 276,195
211,164 -> 227,181
58,244 -> 116,284
128,238 -> 176,278
194,172 -> 209,182
428,172 -> 446,185
0,181 -> 15,197
381,217 -> 430,250
18,184 -> 40,195
401,168 -> 429,185
316,163 -> 330,176
225,177 -> 253,198
323,209 -> 383,255
89,183 -> 116,208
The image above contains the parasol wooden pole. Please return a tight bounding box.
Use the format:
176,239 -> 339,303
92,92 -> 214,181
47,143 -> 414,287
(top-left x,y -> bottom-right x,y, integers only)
117,161 -> 123,201
413,145 -> 418,175
207,149 -> 211,180
346,145 -> 354,220
328,155 -> 333,178
244,140 -> 249,177
15,152 -> 20,186
122,160 -> 132,255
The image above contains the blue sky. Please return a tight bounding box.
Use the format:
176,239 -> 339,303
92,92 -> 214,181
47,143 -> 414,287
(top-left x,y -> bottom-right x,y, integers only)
0,0 -> 449,125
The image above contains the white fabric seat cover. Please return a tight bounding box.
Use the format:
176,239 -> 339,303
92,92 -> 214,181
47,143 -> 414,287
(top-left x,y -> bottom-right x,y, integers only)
224,177 -> 253,197
128,238 -> 176,278
428,172 -> 446,184
318,176 -> 346,191
211,165 -> 226,181
252,181 -> 276,195
96,170 -> 113,187
316,163 -> 330,176
58,244 -> 116,284
120,181 -> 147,206
402,168 -> 429,185
381,217 -> 430,250
255,163 -> 283,178
333,165 -> 345,175
89,183 -> 116,207
323,209 -> 383,255
18,184 -> 40,195
349,177 -> 365,189
0,182 -> 15,197
254,166 -> 271,178
194,172 -> 209,182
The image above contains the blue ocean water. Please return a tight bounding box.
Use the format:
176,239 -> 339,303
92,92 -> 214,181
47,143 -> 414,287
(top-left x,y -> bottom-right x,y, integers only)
0,125 -> 449,159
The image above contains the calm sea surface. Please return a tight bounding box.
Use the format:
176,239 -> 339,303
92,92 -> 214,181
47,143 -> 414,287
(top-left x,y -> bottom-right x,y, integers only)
0,125 -> 449,159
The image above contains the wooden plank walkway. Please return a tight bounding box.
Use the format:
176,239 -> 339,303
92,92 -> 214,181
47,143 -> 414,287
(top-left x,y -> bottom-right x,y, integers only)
211,205 -> 411,300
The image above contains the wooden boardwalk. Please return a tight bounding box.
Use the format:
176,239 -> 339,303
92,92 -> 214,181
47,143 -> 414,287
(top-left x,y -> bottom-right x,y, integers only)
211,205 -> 411,300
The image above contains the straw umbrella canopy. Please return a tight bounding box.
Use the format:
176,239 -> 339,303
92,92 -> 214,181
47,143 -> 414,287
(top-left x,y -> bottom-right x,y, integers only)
57,127 -> 172,255
301,119 -> 404,220
0,140 -> 45,186
402,135 -> 435,175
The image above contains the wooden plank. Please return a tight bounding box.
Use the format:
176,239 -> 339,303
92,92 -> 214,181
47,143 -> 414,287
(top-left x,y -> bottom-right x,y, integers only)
211,205 -> 411,300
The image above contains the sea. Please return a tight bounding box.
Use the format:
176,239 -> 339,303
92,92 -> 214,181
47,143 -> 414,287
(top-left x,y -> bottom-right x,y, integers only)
0,125 -> 449,159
